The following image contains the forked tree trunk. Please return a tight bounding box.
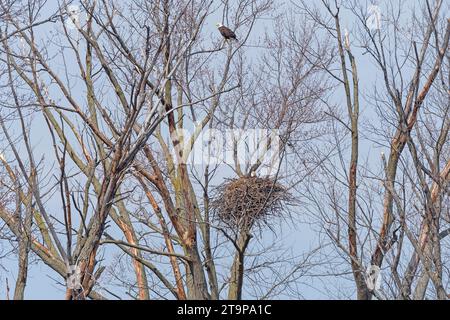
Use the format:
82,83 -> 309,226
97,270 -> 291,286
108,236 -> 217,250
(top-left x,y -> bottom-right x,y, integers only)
228,231 -> 252,300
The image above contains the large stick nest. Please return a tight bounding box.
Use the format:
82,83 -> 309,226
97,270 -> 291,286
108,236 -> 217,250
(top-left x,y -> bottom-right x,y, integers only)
211,176 -> 291,232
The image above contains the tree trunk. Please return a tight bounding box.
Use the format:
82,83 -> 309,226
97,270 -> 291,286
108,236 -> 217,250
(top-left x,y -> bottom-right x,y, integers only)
228,232 -> 251,300
185,245 -> 210,300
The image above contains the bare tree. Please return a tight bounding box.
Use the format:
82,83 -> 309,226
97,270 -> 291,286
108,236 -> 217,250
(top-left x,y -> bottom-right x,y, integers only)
298,0 -> 449,300
0,0 -> 448,301
0,0 -> 333,300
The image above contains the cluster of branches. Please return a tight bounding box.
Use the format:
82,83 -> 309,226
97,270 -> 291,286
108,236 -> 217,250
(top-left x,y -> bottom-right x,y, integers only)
0,0 -> 328,300
0,0 -> 448,301
296,0 -> 449,300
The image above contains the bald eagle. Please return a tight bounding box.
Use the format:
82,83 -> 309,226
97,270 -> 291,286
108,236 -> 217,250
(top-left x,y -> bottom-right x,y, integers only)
216,23 -> 237,41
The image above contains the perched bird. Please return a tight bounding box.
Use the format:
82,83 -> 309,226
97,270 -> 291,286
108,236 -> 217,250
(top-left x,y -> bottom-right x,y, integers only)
216,23 -> 238,41
66,4 -> 80,30
344,28 -> 350,50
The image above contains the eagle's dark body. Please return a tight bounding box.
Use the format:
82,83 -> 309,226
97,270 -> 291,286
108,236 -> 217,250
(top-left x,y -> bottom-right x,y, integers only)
218,25 -> 237,40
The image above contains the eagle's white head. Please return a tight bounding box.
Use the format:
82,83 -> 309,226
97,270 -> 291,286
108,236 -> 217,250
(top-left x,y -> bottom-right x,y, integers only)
344,28 -> 350,50
215,22 -> 223,28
